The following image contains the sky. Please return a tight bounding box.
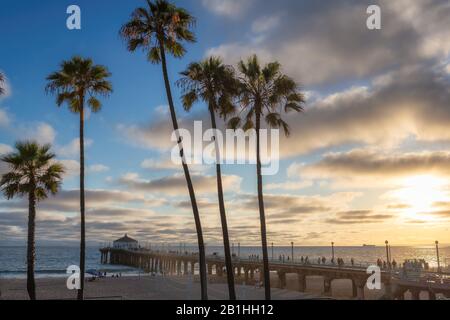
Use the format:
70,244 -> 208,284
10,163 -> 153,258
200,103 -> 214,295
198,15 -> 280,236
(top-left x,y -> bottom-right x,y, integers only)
1,0 -> 450,247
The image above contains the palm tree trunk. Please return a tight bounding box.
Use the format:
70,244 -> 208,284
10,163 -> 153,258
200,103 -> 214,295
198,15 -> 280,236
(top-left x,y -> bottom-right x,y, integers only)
77,101 -> 86,301
209,106 -> 236,300
27,188 -> 37,300
159,41 -> 208,300
256,110 -> 271,300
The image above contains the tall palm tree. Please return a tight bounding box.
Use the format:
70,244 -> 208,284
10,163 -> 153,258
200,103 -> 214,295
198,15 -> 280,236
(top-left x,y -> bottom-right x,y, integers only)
120,0 -> 209,300
45,56 -> 112,300
178,56 -> 238,300
0,142 -> 64,300
229,55 -> 305,300
0,72 -> 5,96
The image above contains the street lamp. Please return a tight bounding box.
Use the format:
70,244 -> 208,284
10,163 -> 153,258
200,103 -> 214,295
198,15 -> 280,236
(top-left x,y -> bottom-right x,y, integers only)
291,242 -> 294,262
436,241 -> 441,273
331,242 -> 335,263
385,240 -> 390,269
271,242 -> 274,261
238,242 -> 241,260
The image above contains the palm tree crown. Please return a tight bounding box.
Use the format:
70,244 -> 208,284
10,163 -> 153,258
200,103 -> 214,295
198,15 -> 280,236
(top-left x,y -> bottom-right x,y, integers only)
0,142 -> 64,201
177,56 -> 237,117
229,54 -> 305,135
119,0 -> 196,63
177,56 -> 239,300
45,56 -> 112,112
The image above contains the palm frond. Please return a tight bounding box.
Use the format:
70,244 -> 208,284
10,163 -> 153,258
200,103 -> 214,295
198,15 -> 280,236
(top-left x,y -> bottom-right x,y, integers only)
120,0 -> 195,61
0,142 -> 64,201
46,56 -> 112,114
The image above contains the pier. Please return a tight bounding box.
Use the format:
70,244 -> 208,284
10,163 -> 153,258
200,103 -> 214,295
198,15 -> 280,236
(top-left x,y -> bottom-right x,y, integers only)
100,248 -> 450,299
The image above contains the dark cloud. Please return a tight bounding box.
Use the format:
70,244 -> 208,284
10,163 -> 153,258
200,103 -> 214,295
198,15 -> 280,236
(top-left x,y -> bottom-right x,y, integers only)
326,210 -> 393,225
303,149 -> 450,180
206,0 -> 450,85
119,173 -> 241,196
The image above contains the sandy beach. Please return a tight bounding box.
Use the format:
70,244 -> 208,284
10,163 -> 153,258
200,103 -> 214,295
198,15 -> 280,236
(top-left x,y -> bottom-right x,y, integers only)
0,275 -> 319,300
1,273 -> 426,300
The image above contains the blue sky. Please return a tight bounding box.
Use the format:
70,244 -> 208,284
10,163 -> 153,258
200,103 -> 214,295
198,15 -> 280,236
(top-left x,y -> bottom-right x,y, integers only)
1,0 -> 450,246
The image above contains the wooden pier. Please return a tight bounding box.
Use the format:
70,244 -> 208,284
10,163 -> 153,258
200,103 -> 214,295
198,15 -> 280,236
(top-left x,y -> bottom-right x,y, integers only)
100,248 -> 450,300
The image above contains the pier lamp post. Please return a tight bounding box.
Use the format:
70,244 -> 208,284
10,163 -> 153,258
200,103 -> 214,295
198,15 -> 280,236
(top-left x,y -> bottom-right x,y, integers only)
435,241 -> 441,273
238,242 -> 241,260
272,242 -> 274,261
291,242 -> 294,262
331,242 -> 335,263
385,240 -> 390,269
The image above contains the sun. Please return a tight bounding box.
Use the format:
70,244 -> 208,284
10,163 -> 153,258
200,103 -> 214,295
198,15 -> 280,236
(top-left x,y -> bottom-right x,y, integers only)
392,175 -> 448,220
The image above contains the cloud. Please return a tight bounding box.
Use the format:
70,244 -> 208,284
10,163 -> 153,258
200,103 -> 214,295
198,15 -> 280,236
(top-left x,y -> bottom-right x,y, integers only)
232,192 -> 360,221
88,164 -> 110,173
206,0 -> 450,85
297,149 -> 450,188
59,160 -> 80,178
58,160 -> 110,177
201,0 -> 254,17
0,189 -> 164,214
272,65 -> 450,158
0,109 -> 10,127
56,138 -> 93,157
251,14 -> 282,33
326,210 -> 393,225
119,172 -> 242,196
0,143 -> 13,155
18,122 -> 56,144
265,180 -> 313,191
117,110 -> 210,152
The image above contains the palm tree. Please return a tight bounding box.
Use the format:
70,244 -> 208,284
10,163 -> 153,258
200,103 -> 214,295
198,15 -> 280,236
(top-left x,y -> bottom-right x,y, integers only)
229,55 -> 305,300
120,0 -> 209,300
45,56 -> 112,300
178,56 -> 238,300
0,72 -> 5,96
0,141 -> 64,300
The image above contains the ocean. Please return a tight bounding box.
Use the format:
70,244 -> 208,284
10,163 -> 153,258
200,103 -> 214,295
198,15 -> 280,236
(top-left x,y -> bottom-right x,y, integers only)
1,245 -> 448,279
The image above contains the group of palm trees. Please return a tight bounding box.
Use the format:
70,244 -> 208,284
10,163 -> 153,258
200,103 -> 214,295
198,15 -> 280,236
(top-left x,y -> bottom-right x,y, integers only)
0,0 -> 304,301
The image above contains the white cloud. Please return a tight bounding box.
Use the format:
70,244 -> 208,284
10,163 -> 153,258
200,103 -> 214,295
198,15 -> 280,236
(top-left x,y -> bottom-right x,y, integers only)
201,0 -> 254,17
0,109 -> 10,127
266,180 -> 313,191
251,14 -> 281,33
119,172 -> 242,196
141,158 -> 178,171
56,138 -> 93,157
59,159 -> 80,178
19,123 -> 56,145
58,160 -> 110,177
0,144 -> 13,155
88,164 -> 110,173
